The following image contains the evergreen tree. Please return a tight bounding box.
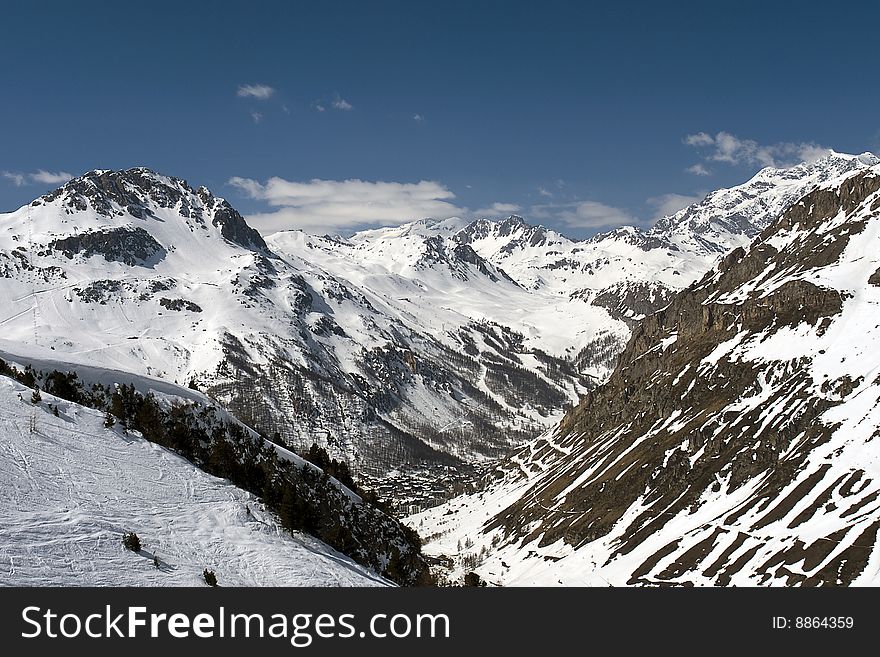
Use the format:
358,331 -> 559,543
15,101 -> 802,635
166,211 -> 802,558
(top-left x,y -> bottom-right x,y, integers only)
20,366 -> 36,389
122,532 -> 141,552
30,388 -> 41,404
203,569 -> 217,586
279,486 -> 300,530
464,572 -> 486,587
44,370 -> 82,403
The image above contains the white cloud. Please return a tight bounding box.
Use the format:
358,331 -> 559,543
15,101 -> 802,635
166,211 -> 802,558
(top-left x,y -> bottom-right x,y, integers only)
228,176 -> 464,233
563,201 -> 637,228
332,96 -> 353,111
685,163 -> 711,176
531,200 -> 638,229
237,84 -> 275,100
30,170 -> 73,184
250,111 -> 263,124
647,192 -> 704,222
684,132 -> 714,147
684,131 -> 832,169
473,202 -> 521,218
2,172 -> 26,186
413,113 -> 425,123
314,102 -> 326,112
537,186 -> 553,197
797,143 -> 838,164
3,170 -> 72,187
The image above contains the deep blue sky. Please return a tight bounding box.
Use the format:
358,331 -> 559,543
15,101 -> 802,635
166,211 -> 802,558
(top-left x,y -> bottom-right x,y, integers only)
2,0 -> 878,237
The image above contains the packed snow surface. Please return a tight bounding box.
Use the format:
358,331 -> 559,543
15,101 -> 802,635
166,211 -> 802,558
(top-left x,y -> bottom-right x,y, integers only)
0,375 -> 387,586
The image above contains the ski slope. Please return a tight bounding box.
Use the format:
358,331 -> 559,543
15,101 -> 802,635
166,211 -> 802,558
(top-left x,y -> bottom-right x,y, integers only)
0,374 -> 388,587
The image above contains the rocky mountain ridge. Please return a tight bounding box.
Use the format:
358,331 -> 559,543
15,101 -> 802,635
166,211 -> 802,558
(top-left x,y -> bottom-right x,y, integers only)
411,162 -> 880,586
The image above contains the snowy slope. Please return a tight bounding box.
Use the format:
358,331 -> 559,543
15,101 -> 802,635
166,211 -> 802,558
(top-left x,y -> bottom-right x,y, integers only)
0,373 -> 388,586
0,170 -> 586,476
329,152 -> 879,381
410,163 -> 880,586
1,155 -> 876,481
651,150 -> 880,254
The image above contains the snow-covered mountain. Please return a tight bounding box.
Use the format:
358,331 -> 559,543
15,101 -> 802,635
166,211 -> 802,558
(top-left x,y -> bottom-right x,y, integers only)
410,162 -> 880,586
0,169 -> 587,480
0,345 -> 430,586
1,154 -> 876,485
447,152 -> 879,371
0,377 -> 389,586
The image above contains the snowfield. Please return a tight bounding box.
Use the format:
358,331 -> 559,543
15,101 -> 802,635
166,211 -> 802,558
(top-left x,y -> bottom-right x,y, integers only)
409,161 -> 880,587
0,375 -> 388,587
3,153 -> 880,587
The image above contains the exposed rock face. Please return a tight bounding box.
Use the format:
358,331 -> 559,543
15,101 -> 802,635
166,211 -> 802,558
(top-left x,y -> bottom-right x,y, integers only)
51,226 -> 166,267
590,281 -> 677,329
40,168 -> 267,251
443,167 -> 880,586
158,297 -> 203,313
2,167 -> 588,481
455,215 -> 552,250
451,243 -> 518,284
208,198 -> 267,251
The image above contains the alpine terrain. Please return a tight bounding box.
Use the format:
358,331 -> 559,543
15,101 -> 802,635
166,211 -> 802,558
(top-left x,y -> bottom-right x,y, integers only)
0,346 -> 431,586
1,152 -> 875,488
0,169 -> 588,483
4,152 -> 880,588
411,159 -> 880,586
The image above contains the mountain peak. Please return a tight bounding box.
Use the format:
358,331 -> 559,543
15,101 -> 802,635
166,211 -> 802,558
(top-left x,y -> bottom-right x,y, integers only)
649,151 -> 878,256
32,167 -> 266,251
454,215 -> 569,255
40,168 -> 195,216
500,214 -> 527,226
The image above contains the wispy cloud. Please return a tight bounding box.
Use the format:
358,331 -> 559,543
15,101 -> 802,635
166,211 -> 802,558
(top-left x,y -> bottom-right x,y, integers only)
473,202 -> 521,218
646,192 -> 704,222
314,102 -> 326,112
331,95 -> 353,111
531,200 -> 638,229
685,163 -> 711,176
237,84 -> 275,100
250,111 -> 263,124
228,176 -> 464,233
413,113 -> 425,123
561,201 -> 637,229
31,170 -> 73,184
2,172 -> 26,186
684,132 -> 715,148
3,169 -> 73,187
684,131 -> 831,171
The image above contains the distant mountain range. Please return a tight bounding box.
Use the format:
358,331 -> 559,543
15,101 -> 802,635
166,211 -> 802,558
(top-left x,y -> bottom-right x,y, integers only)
411,158 -> 880,586
1,152 -> 876,483
4,151 -> 880,587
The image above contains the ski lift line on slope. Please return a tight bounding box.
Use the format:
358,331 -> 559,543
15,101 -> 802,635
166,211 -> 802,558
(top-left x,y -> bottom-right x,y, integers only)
26,204 -> 40,346
27,203 -> 39,432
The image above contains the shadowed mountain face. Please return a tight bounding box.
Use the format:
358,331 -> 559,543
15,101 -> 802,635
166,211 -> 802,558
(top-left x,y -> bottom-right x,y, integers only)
0,168 -> 587,480
413,164 -> 880,586
2,157 -> 877,493
39,168 -> 267,250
